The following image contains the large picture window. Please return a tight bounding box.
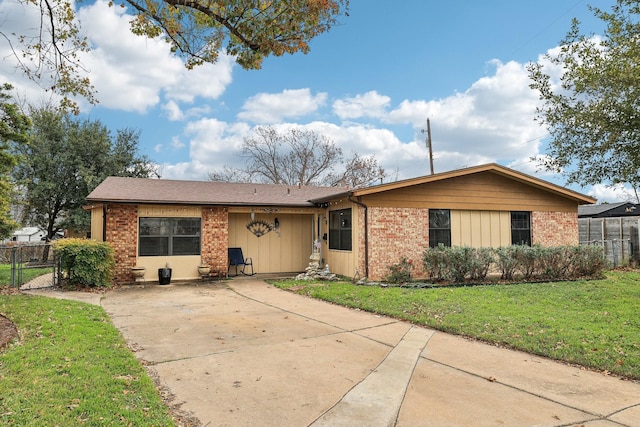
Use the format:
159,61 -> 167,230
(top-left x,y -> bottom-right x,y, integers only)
139,217 -> 201,256
429,209 -> 451,248
511,211 -> 531,246
329,208 -> 352,251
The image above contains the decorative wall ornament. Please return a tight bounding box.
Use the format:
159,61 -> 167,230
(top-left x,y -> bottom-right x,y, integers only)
246,219 -> 273,237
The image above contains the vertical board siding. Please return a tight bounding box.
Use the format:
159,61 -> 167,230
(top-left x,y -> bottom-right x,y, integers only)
451,211 -> 510,247
228,213 -> 313,273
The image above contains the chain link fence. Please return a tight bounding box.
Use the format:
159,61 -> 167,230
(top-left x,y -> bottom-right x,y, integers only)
0,243 -> 58,288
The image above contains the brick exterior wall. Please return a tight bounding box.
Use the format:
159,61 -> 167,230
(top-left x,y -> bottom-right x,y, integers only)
105,204 -> 138,284
366,207 -> 429,280
356,205 -> 367,278
105,204 -> 229,284
532,211 -> 578,246
201,207 -> 229,275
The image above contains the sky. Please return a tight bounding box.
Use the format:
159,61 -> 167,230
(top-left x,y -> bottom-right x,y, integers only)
0,0 -> 631,202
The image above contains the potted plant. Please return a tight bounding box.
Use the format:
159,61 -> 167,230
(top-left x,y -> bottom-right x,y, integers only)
131,266 -> 146,282
198,264 -> 211,276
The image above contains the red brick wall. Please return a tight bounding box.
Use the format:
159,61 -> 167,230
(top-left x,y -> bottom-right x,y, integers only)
105,204 -> 138,284
105,204 -> 229,284
361,208 -> 578,280
366,207 -> 429,280
532,211 -> 578,246
201,207 -> 229,275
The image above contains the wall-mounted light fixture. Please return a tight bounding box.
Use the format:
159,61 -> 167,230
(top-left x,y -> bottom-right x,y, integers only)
274,217 -> 280,229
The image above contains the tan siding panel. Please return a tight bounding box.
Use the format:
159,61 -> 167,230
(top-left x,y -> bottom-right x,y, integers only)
325,200 -> 358,278
451,210 -> 511,247
90,207 -> 103,241
228,213 -> 313,273
361,172 -> 577,212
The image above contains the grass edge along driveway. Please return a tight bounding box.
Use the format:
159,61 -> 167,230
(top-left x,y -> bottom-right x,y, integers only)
0,294 -> 178,426
271,270 -> 640,382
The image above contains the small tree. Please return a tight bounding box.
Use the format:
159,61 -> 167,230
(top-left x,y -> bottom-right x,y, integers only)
12,107 -> 158,239
208,126 -> 385,187
528,0 -> 640,193
0,84 -> 29,239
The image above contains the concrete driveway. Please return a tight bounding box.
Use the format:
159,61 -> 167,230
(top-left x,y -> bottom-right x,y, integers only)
30,278 -> 640,426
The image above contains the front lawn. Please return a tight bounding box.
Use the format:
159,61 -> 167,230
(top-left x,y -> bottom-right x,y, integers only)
271,270 -> 640,381
0,294 -> 176,426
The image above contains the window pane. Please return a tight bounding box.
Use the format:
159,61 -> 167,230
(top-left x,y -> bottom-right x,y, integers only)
173,218 -> 201,236
340,230 -> 352,251
172,237 -> 201,255
429,229 -> 451,248
512,230 -> 531,246
139,217 -> 201,256
139,237 -> 169,256
329,230 -> 340,250
140,218 -> 170,236
328,208 -> 352,251
429,209 -> 450,228
429,209 -> 451,247
511,212 -> 531,246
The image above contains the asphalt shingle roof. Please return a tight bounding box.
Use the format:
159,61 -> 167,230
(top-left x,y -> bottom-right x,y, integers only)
578,202 -> 630,217
86,177 -> 347,207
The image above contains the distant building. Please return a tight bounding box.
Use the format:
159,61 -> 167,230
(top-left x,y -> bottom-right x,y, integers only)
10,227 -> 47,243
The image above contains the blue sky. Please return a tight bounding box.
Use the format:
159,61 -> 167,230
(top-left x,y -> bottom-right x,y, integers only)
1,0 -> 630,201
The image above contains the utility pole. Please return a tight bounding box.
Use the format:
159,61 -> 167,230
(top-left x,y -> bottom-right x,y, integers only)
421,118 -> 434,175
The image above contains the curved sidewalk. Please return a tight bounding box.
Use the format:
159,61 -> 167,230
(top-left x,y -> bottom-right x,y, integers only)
27,278 -> 640,426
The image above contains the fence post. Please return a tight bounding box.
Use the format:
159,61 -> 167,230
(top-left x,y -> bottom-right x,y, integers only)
10,247 -> 16,287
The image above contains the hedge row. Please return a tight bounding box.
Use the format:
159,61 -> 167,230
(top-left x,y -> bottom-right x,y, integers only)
421,245 -> 606,283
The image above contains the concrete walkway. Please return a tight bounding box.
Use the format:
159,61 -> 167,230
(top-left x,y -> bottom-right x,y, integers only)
25,278 -> 640,426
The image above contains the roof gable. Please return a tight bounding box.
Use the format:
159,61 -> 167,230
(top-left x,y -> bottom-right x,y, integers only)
341,163 -> 595,205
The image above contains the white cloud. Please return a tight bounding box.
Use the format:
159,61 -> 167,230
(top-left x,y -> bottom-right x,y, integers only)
588,183 -> 638,204
0,0 -> 234,113
237,88 -> 327,123
163,101 -> 184,121
332,91 -> 391,120
171,136 -> 185,150
383,60 -> 543,169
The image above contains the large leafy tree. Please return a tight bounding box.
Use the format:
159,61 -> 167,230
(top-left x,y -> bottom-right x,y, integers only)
12,108 -> 158,239
0,84 -> 30,239
3,0 -> 349,111
208,126 -> 385,188
528,0 -> 640,196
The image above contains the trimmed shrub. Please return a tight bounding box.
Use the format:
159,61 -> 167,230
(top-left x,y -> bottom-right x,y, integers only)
422,244 -> 448,281
421,244 -> 606,284
568,245 -> 608,278
514,245 -> 539,279
386,257 -> 414,284
495,246 -> 519,280
445,246 -> 475,282
468,247 -> 495,280
53,238 -> 115,288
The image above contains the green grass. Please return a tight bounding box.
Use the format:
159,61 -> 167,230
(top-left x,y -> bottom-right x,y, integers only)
271,270 -> 640,381
0,264 -> 53,286
0,294 -> 175,426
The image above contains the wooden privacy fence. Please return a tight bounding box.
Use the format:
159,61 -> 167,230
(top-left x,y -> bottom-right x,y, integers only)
578,216 -> 640,266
